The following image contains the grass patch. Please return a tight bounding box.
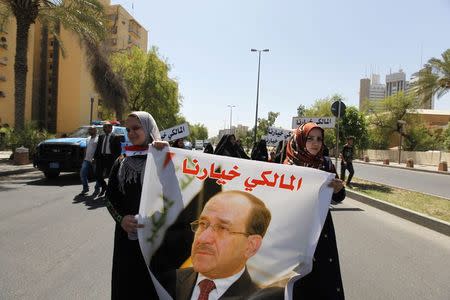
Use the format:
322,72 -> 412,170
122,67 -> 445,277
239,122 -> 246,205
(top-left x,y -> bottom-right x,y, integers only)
350,177 -> 450,222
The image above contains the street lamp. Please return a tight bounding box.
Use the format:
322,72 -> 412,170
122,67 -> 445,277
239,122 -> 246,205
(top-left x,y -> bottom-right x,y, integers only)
251,48 -> 269,144
397,120 -> 406,164
227,105 -> 235,134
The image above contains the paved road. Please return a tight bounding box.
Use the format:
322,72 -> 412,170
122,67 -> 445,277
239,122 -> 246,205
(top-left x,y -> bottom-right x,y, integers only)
352,162 -> 450,199
332,199 -> 450,300
0,171 -> 113,300
1,171 -> 449,299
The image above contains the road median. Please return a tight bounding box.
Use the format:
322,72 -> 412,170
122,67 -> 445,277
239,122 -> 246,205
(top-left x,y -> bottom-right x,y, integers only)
346,178 -> 450,236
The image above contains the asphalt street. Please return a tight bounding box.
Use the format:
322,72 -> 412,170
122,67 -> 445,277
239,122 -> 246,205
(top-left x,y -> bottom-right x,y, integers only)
352,162 -> 450,199
0,171 -> 449,299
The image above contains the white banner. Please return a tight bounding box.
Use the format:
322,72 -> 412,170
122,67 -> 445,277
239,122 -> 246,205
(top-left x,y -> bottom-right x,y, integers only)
292,117 -> 336,129
138,147 -> 334,299
160,123 -> 190,141
266,127 -> 293,146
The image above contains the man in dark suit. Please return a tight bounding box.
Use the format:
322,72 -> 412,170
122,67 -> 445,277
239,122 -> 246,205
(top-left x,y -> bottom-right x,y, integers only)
165,190 -> 272,300
94,122 -> 122,196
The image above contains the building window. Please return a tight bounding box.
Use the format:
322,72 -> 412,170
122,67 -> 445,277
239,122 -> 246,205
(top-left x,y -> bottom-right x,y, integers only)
111,26 -> 117,34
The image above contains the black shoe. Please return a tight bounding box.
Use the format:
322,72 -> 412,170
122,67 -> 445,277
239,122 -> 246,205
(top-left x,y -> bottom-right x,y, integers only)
92,188 -> 100,197
99,188 -> 106,197
79,188 -> 89,195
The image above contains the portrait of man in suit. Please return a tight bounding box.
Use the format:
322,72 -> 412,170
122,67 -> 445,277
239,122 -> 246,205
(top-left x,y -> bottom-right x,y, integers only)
174,190 -> 272,300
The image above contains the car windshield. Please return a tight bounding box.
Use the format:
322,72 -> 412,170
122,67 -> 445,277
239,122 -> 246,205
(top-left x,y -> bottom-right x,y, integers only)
69,127 -> 104,138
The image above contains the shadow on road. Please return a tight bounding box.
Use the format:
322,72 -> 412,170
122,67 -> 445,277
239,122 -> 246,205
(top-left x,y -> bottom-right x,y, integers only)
351,181 -> 393,193
73,194 -> 106,210
330,207 -> 364,212
27,173 -> 81,187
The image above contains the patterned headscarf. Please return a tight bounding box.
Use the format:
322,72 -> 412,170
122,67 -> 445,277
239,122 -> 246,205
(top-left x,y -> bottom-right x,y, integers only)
118,111 -> 161,192
284,122 -> 324,169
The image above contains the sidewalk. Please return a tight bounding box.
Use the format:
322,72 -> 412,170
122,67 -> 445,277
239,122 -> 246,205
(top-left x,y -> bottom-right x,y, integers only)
353,158 -> 450,175
0,150 -> 35,176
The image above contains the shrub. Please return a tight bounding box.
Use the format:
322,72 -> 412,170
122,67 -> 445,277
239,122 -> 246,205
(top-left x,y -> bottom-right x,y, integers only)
6,123 -> 54,158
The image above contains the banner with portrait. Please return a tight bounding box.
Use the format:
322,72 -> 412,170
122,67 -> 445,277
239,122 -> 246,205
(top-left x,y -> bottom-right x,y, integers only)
138,146 -> 334,299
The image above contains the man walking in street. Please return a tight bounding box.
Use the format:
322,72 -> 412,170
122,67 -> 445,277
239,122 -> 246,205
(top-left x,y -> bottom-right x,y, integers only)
94,122 -> 122,196
79,126 -> 100,195
340,136 -> 355,186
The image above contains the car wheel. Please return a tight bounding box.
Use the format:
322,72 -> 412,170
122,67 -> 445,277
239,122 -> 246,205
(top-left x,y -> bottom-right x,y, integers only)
44,170 -> 60,179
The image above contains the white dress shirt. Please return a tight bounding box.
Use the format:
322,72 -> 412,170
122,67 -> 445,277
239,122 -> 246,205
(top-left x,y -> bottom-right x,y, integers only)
190,267 -> 245,300
84,136 -> 98,161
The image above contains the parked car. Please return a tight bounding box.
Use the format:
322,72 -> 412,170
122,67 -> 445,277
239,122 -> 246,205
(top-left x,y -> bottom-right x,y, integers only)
34,125 -> 128,179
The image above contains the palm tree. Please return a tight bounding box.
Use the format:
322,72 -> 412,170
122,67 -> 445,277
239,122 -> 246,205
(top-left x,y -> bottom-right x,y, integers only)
0,0 -> 127,129
414,49 -> 450,106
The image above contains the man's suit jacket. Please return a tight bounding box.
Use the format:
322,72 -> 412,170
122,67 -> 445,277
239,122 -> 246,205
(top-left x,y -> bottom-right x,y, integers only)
170,267 -> 260,300
94,133 -> 122,159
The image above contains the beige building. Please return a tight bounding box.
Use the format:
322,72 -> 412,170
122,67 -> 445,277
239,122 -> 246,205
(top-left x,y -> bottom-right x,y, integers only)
0,0 -> 148,135
106,3 -> 148,53
0,19 -> 35,127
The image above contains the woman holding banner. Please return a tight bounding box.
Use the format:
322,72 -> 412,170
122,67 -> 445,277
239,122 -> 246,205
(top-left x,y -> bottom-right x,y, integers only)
284,122 -> 345,299
105,111 -> 167,299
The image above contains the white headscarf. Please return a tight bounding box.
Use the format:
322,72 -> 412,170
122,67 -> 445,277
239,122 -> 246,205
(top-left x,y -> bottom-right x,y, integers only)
118,111 -> 161,192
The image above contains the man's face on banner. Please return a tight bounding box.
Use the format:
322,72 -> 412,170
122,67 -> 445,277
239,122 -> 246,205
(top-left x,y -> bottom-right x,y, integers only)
191,193 -> 259,279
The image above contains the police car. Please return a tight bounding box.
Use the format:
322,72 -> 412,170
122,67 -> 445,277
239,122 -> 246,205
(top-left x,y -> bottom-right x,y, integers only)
34,122 -> 128,179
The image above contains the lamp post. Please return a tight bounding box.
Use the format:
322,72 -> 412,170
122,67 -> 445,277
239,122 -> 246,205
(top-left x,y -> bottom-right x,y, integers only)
227,105 -> 235,134
251,48 -> 269,144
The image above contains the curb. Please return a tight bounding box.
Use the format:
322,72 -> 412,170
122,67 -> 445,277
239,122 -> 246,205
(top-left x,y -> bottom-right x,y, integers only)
347,190 -> 450,237
353,160 -> 450,176
0,166 -> 36,177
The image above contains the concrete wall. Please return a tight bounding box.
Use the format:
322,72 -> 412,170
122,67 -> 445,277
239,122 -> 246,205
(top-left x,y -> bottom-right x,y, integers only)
362,149 -> 450,166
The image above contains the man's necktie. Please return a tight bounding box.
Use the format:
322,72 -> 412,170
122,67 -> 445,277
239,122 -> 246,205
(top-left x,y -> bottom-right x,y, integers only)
102,134 -> 108,154
197,279 -> 216,300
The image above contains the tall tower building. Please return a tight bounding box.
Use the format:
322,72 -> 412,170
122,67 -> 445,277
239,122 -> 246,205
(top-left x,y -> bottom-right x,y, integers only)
359,74 -> 386,112
386,70 -> 407,97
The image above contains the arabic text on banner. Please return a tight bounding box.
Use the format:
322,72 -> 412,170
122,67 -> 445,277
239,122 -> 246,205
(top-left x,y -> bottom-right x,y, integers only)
291,117 -> 336,129
160,123 -> 190,141
266,127 -> 293,146
138,147 -> 334,299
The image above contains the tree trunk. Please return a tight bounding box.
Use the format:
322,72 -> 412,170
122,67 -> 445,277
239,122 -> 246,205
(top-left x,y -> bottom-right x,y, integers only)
14,17 -> 31,130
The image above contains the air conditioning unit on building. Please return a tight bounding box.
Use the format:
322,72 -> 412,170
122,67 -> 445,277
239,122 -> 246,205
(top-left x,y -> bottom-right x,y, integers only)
0,91 -> 5,97
0,75 -> 6,81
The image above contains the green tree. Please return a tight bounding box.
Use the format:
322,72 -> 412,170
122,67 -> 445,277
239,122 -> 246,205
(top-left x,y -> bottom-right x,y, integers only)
413,49 -> 450,105
256,111 -> 279,142
341,106 -> 369,150
296,104 -> 306,117
188,123 -> 208,143
0,0 -> 108,129
443,124 -> 450,150
367,92 -> 425,150
111,46 -> 181,129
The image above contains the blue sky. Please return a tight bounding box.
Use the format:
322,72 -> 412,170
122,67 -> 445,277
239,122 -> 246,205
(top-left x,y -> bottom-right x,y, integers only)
112,0 -> 450,136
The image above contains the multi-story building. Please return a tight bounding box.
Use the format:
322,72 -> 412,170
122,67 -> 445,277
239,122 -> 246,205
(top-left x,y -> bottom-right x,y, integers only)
0,0 -> 148,135
360,70 -> 434,112
106,5 -> 148,53
0,19 -> 36,127
359,74 -> 386,112
218,124 -> 249,140
386,70 -> 407,97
